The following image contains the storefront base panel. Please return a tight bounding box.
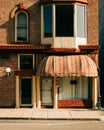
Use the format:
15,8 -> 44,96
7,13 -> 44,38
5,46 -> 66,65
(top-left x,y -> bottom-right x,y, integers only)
58,100 -> 92,108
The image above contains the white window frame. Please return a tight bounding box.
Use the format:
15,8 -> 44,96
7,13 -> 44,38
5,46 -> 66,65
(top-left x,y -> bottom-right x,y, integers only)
15,10 -> 28,42
75,4 -> 87,38
42,3 -> 87,38
41,3 -> 87,48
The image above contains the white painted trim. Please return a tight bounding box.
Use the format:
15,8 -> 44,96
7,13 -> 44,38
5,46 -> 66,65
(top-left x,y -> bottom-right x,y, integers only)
16,76 -> 20,108
41,3 -> 87,48
37,76 -> 41,109
32,76 -> 36,108
54,77 -> 58,109
92,77 -> 98,109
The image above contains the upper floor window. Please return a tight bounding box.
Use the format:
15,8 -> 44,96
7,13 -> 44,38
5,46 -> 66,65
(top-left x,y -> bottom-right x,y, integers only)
43,4 -> 86,38
56,5 -> 74,37
15,11 -> 28,42
77,5 -> 86,37
44,6 -> 52,37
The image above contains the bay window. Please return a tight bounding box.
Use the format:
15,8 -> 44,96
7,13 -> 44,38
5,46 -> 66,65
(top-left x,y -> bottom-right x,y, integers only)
43,4 -> 86,38
56,5 -> 74,37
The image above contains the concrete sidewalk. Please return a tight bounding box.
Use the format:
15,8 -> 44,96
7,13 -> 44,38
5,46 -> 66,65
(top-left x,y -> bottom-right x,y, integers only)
0,108 -> 104,121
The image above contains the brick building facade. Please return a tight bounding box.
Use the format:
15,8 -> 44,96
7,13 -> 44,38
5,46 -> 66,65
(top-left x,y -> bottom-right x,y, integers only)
0,0 -> 99,108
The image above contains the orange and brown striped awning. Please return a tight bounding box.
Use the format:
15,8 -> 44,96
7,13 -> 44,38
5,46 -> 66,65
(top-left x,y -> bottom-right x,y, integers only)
36,55 -> 98,77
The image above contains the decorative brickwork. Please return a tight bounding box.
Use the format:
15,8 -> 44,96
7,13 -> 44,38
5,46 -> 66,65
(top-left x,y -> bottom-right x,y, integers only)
41,0 -> 88,4
87,0 -> 98,44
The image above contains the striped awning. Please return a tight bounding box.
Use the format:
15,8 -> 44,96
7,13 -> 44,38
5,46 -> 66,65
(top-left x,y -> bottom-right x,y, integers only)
36,55 -> 98,77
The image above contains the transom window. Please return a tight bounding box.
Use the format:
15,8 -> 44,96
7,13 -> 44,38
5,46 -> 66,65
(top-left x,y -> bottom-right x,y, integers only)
19,54 -> 34,70
15,11 -> 28,42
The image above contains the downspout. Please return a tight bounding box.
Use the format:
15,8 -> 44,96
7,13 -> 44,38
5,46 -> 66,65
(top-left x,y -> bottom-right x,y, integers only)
97,68 -> 102,109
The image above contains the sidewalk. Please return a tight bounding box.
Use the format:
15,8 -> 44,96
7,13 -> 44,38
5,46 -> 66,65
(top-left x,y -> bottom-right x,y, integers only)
0,108 -> 104,121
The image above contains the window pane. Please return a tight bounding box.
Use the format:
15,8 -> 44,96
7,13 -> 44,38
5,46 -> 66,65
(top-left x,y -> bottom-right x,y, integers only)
44,5 -> 52,37
17,13 -> 27,27
21,78 -> 32,104
59,77 -> 89,100
56,5 -> 74,37
20,55 -> 33,69
77,5 -> 86,37
17,12 -> 27,41
17,28 -> 27,41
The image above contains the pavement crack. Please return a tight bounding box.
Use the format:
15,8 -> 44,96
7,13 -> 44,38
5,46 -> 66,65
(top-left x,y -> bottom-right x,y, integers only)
69,111 -> 72,119
31,109 -> 34,119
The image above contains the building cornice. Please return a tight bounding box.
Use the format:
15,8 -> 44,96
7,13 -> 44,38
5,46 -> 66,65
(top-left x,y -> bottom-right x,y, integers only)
0,43 -> 51,52
0,44 -> 99,54
41,0 -> 88,4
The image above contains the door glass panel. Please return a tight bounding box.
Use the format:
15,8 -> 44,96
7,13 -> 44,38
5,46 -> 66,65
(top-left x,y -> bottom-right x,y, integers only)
21,78 -> 32,104
41,78 -> 53,105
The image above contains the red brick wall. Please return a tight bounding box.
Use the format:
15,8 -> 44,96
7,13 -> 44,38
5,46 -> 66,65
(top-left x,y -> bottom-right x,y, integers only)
87,0 -> 98,44
0,0 -> 41,44
58,100 -> 92,108
0,0 -> 98,44
0,54 -> 18,107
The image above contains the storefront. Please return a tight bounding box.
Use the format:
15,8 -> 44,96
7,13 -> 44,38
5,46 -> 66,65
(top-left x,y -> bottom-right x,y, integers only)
36,55 -> 98,108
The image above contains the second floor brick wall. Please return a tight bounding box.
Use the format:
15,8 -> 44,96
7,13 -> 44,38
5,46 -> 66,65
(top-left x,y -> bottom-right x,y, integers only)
0,0 -> 98,45
87,0 -> 98,44
0,0 -> 41,44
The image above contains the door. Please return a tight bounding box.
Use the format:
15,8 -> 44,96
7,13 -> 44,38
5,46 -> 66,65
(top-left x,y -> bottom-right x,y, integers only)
41,78 -> 53,108
20,78 -> 32,106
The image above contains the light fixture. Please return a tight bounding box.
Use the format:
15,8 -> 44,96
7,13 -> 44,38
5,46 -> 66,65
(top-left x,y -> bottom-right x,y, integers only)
70,77 -> 77,85
70,79 -> 77,85
5,67 -> 11,76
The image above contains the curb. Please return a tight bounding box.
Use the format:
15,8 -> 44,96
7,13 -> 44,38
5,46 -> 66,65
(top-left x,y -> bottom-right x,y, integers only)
0,117 -> 100,121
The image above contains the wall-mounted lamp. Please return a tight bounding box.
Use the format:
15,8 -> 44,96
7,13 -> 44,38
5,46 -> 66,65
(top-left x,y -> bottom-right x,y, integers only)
5,67 -> 11,76
70,79 -> 77,85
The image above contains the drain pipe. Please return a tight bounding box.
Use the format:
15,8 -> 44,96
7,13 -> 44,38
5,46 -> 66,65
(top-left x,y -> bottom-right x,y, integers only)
97,68 -> 102,109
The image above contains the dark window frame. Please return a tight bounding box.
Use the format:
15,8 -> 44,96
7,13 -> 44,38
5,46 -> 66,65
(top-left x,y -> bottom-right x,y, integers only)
20,55 -> 33,70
